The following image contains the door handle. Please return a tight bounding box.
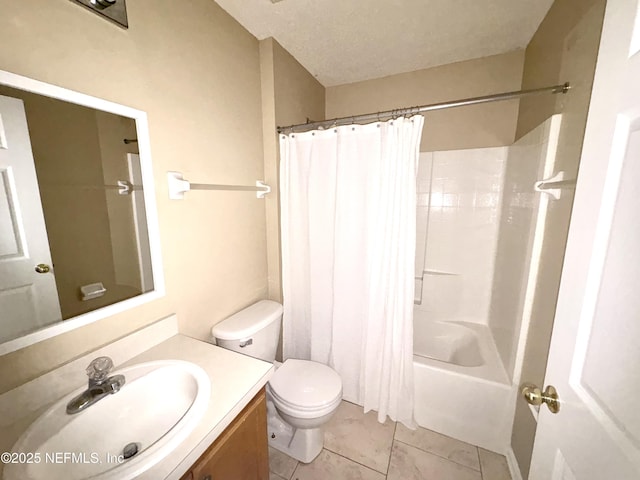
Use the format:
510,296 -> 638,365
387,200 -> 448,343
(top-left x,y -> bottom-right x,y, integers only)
35,263 -> 51,274
521,383 -> 560,414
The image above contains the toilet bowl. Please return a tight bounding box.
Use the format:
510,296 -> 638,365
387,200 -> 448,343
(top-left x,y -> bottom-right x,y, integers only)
266,359 -> 342,462
211,300 -> 343,463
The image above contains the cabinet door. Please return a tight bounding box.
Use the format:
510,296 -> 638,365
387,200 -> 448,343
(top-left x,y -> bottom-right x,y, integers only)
190,389 -> 269,480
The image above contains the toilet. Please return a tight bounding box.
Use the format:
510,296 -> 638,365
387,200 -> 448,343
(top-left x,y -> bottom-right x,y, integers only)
211,300 -> 343,463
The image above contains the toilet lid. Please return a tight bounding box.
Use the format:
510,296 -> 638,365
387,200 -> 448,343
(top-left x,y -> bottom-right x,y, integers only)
269,359 -> 342,409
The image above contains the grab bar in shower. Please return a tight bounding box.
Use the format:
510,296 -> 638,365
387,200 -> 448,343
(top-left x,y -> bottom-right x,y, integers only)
167,171 -> 271,200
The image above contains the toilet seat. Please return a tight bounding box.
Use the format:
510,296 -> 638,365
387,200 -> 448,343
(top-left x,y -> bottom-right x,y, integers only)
268,359 -> 342,419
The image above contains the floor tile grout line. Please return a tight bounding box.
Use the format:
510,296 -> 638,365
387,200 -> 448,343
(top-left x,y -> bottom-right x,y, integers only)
268,465 -> 296,480
385,420 -> 398,476
322,446 -> 389,477
477,446 -> 484,480
268,469 -> 290,480
267,448 -> 298,480
393,438 -> 482,473
287,462 -> 297,480
288,457 -> 298,480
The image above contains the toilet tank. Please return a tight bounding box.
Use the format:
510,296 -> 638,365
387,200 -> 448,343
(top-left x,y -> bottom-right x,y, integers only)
211,300 -> 283,362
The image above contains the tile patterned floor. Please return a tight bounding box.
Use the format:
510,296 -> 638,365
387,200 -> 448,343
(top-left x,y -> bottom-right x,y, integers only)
269,401 -> 512,480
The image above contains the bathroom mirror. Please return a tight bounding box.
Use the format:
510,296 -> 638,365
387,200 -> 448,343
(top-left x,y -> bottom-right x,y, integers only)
0,70 -> 164,355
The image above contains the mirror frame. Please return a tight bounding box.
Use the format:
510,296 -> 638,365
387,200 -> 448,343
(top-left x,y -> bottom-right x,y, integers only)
0,69 -> 165,356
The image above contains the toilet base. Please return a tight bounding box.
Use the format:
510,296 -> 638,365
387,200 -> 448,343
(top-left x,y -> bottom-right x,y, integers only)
266,399 -> 324,463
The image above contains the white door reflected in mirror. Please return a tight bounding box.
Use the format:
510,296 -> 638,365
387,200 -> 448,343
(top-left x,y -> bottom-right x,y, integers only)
0,95 -> 62,343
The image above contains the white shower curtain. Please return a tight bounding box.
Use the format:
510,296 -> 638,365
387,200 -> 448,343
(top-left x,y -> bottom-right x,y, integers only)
279,115 -> 424,427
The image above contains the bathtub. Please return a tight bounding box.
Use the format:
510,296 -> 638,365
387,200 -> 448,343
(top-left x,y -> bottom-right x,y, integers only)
412,311 -> 514,453
414,319 -> 483,367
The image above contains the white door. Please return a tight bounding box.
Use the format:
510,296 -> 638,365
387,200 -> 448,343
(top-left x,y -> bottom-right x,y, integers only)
127,153 -> 153,292
0,95 -> 61,343
529,0 -> 640,478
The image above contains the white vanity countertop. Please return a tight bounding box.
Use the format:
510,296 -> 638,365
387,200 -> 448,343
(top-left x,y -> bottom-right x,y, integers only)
0,315 -> 273,480
126,334 -> 273,480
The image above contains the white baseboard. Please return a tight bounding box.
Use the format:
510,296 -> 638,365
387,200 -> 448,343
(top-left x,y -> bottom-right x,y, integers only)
506,447 -> 524,480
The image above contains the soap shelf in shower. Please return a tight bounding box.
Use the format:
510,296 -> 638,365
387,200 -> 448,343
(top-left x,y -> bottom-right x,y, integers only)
414,269 -> 458,283
534,171 -> 576,200
167,171 -> 271,199
414,270 -> 457,305
422,269 -> 457,276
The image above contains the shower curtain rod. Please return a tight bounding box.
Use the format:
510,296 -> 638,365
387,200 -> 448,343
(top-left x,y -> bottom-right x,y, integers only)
277,82 -> 570,133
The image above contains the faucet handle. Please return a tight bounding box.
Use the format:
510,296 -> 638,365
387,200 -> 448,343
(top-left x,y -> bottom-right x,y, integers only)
86,356 -> 114,385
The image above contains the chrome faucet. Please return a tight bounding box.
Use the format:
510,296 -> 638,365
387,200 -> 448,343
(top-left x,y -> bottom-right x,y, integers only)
66,356 -> 126,415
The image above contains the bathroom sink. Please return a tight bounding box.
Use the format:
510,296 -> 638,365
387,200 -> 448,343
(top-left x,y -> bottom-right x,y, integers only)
3,360 -> 210,480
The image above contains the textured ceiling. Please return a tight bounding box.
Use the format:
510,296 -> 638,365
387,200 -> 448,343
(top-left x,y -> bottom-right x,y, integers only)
214,0 -> 555,86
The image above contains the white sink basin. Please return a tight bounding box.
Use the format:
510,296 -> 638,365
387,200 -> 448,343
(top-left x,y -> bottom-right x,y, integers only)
4,360 -> 210,480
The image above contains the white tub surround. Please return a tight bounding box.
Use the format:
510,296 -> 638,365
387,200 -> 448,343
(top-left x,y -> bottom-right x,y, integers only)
415,147 -> 508,320
489,115 -> 563,382
411,119 -> 563,455
0,315 -> 274,480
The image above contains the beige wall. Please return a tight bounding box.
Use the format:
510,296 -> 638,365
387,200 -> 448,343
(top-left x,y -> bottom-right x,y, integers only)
509,0 -> 607,477
326,51 -> 525,152
489,116 -> 560,383
0,0 -> 267,393
260,38 -> 325,360
260,38 -> 325,303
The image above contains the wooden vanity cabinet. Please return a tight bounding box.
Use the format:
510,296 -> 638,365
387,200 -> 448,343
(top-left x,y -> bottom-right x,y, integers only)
180,388 -> 269,480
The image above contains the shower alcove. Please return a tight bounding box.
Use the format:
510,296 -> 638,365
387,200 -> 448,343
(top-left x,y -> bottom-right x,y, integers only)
412,114 -> 564,453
